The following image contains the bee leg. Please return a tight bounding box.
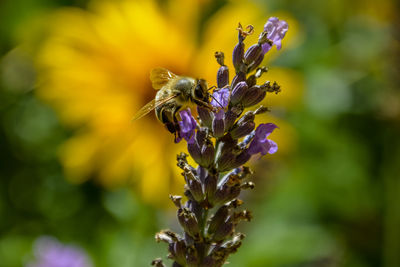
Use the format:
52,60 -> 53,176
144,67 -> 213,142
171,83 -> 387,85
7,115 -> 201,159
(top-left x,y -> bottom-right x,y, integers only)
172,106 -> 182,142
165,120 -> 181,143
157,106 -> 176,135
165,122 -> 176,134
192,98 -> 215,112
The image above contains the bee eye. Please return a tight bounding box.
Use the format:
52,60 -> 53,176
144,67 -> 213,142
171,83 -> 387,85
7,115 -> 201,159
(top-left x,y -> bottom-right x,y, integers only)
195,85 -> 204,98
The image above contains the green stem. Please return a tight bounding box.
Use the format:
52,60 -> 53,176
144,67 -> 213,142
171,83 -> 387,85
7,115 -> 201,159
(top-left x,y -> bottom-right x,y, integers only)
201,208 -> 209,239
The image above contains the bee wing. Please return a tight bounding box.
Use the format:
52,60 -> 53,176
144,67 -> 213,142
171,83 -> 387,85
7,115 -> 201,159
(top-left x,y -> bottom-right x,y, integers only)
150,68 -> 177,90
131,94 -> 179,122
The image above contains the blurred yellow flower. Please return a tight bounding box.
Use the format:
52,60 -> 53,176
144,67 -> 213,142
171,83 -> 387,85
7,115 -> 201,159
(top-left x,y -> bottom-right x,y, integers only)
35,0 -> 302,205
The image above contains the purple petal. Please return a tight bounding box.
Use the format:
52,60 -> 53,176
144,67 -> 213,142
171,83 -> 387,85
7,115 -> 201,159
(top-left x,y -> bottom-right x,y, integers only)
254,123 -> 278,140
211,88 -> 230,108
262,43 -> 272,54
27,236 -> 92,267
274,39 -> 282,50
187,134 -> 196,145
174,136 -> 182,143
248,139 -> 264,155
247,123 -> 278,156
264,17 -> 279,32
215,109 -> 225,120
267,139 -> 278,154
262,17 -> 288,53
178,108 -> 197,142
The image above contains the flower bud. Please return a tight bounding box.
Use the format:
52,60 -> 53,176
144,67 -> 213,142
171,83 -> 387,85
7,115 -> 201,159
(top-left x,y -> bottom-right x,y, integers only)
216,151 -> 235,172
247,53 -> 264,73
243,44 -> 262,66
213,221 -> 234,241
215,139 -> 234,158
246,91 -> 266,107
230,121 -> 255,139
187,139 -> 203,165
187,178 -> 203,202
169,241 -> 186,266
214,174 -> 241,203
224,110 -> 238,130
212,110 -> 225,138
232,42 -> 244,72
201,142 -> 215,168
230,112 -> 255,139
207,205 -> 229,235
230,81 -> 248,105
213,184 -> 241,206
177,208 -> 200,240
197,106 -> 212,128
231,71 -> 246,90
217,65 -> 229,88
196,127 -> 207,147
231,151 -> 251,169
186,200 -> 202,223
241,85 -> 264,107
232,23 -> 254,73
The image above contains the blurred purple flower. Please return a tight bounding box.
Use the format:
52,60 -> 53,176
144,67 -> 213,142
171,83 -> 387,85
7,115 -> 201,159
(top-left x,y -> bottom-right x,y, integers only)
262,17 -> 289,54
26,236 -> 92,267
248,123 -> 278,156
176,108 -> 197,143
211,88 -> 230,109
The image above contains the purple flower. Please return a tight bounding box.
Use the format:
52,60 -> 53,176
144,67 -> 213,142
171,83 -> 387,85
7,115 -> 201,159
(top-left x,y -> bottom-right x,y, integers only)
176,108 -> 197,143
248,123 -> 278,156
211,88 -> 230,109
26,236 -> 92,267
262,17 -> 288,54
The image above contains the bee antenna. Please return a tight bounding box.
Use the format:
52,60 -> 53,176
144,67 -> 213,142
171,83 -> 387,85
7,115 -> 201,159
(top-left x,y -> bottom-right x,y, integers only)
208,85 -> 217,92
210,94 -> 224,109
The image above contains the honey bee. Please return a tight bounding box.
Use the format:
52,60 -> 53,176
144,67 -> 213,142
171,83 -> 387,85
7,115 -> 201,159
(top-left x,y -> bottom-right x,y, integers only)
132,68 -> 212,139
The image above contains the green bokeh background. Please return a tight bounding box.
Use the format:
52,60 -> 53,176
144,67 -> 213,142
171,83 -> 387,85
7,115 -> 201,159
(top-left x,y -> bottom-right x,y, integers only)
1,0 -> 399,266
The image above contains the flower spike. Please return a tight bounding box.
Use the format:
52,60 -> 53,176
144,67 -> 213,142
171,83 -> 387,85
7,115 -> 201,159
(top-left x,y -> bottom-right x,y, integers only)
153,17 -> 288,266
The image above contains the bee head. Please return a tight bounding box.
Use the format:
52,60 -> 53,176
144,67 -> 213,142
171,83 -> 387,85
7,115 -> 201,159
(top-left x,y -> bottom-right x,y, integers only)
194,79 -> 209,102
